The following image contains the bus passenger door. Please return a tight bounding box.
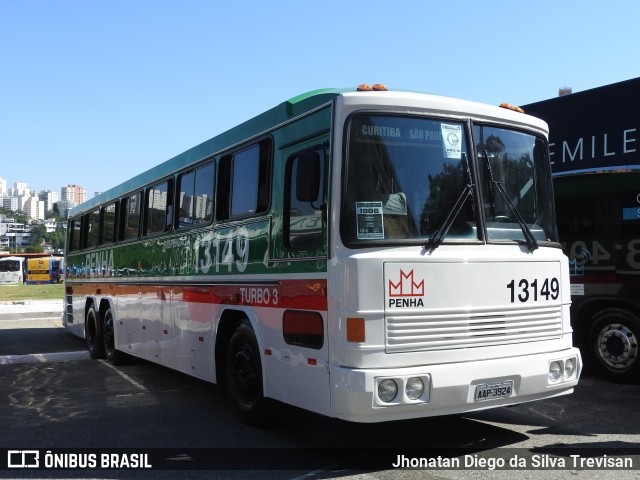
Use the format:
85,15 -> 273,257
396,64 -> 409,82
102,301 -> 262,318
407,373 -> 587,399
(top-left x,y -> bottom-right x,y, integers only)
268,140 -> 331,415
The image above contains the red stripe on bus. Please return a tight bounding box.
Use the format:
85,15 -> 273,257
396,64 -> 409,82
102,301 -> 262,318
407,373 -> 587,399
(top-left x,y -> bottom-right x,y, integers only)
69,279 -> 328,311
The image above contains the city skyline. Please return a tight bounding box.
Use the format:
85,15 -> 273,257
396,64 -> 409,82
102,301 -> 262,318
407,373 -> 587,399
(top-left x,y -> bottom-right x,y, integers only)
0,176 -> 96,200
0,176 -> 90,220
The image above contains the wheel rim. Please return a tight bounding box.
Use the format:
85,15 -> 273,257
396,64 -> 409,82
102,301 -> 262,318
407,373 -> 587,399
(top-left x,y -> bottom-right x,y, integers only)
229,343 -> 260,407
596,323 -> 639,370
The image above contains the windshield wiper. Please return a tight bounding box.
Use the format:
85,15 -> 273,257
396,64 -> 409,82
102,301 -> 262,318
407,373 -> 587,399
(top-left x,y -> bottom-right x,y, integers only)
424,153 -> 475,252
483,149 -> 538,252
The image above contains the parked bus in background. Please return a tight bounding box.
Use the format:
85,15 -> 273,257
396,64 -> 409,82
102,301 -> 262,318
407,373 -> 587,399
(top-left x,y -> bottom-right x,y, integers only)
63,85 -> 581,424
525,77 -> 640,382
0,256 -> 25,285
26,257 -> 61,284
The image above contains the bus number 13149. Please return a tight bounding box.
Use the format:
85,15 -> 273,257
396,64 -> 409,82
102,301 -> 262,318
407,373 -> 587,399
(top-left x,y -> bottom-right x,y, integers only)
507,277 -> 559,303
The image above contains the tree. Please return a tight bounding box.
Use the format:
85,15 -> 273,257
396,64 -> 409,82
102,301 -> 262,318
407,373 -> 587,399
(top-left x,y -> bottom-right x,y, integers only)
0,208 -> 27,225
29,224 -> 46,249
44,230 -> 66,249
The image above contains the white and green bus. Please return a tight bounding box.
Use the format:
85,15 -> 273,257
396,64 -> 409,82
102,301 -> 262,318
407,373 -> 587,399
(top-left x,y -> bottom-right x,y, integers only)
63,85 -> 581,424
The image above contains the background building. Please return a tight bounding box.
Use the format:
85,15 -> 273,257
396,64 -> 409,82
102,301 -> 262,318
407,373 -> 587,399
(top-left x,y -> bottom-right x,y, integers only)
61,184 -> 87,205
0,215 -> 31,251
23,196 -> 45,221
39,190 -> 60,213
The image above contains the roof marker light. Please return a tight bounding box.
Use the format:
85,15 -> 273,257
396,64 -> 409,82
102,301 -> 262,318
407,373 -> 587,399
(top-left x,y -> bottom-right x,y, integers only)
357,84 -> 373,91
499,103 -> 525,113
372,83 -> 388,91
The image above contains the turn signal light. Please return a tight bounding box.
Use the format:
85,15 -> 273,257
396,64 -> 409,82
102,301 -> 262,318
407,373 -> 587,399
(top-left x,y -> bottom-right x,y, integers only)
346,317 -> 365,342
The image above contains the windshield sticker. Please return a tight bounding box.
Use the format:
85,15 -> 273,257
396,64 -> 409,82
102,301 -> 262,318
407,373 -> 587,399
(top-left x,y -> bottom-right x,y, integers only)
356,202 -> 384,239
441,124 -> 462,159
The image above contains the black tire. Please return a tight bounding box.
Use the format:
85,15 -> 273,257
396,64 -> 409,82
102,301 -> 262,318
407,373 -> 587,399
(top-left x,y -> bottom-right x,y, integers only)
102,308 -> 123,364
226,321 -> 269,426
588,308 -> 640,382
85,305 -> 104,359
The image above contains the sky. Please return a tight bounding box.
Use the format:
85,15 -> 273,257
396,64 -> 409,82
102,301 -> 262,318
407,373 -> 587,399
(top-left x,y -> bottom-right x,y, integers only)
1,0 -> 639,200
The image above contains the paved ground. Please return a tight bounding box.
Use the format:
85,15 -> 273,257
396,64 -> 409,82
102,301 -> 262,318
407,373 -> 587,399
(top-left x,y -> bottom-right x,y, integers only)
0,299 -> 64,317
0,299 -> 87,364
1,297 -> 639,479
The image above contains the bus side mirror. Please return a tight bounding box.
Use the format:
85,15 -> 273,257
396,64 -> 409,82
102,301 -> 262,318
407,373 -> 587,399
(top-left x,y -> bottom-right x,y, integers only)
296,151 -> 321,202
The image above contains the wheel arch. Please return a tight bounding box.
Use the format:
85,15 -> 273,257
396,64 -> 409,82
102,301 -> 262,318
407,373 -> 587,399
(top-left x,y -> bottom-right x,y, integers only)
573,296 -> 640,343
215,307 -> 266,389
84,296 -> 98,320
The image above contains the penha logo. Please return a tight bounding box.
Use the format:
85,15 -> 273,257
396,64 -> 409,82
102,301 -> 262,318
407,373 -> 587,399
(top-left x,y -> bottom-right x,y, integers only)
388,270 -> 425,308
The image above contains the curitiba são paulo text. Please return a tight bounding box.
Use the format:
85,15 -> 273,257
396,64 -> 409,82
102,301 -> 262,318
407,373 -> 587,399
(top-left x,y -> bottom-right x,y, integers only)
391,454 -> 634,470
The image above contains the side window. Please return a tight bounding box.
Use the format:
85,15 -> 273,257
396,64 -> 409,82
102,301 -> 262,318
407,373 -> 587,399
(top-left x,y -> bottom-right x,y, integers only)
100,202 -> 117,245
177,162 -> 214,229
556,195 -> 604,238
122,192 -> 141,241
85,209 -> 100,249
145,180 -> 172,235
285,147 -> 325,251
68,218 -> 81,252
611,190 -> 640,236
218,139 -> 272,220
231,145 -> 260,217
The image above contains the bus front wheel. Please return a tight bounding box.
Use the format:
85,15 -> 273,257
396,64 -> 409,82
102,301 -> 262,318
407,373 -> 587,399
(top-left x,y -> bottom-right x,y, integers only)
85,305 -> 104,359
589,308 -> 640,382
226,321 -> 269,426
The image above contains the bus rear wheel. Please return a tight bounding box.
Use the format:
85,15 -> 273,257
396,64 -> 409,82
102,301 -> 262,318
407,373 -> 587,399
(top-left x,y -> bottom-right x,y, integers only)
85,305 -> 104,359
226,321 -> 269,426
102,308 -> 122,364
589,308 -> 640,382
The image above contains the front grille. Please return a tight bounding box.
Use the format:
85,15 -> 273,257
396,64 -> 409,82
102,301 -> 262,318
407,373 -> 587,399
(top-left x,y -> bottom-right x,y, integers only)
386,305 -> 563,353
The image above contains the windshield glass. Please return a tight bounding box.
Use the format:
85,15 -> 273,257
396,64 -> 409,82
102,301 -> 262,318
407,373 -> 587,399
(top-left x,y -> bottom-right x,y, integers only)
341,114 -> 477,244
474,125 -> 558,243
0,261 -> 20,272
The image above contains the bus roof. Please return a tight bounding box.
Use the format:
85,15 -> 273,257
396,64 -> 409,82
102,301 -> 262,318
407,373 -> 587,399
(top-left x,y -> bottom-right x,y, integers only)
0,253 -> 52,258
0,256 -> 24,262
70,86 -> 547,217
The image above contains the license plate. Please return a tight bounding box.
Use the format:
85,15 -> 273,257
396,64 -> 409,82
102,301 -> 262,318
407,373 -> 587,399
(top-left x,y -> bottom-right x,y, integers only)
474,381 -> 514,401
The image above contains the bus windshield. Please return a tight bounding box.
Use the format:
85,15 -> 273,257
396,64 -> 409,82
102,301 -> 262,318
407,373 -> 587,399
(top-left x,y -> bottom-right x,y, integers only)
0,260 -> 21,272
475,125 -> 558,244
342,114 -> 476,244
341,114 -> 558,245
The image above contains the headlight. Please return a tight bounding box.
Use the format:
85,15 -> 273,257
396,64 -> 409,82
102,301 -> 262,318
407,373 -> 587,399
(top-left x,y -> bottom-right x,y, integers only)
565,357 -> 576,379
377,379 -> 398,403
549,361 -> 563,383
405,377 -> 424,400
